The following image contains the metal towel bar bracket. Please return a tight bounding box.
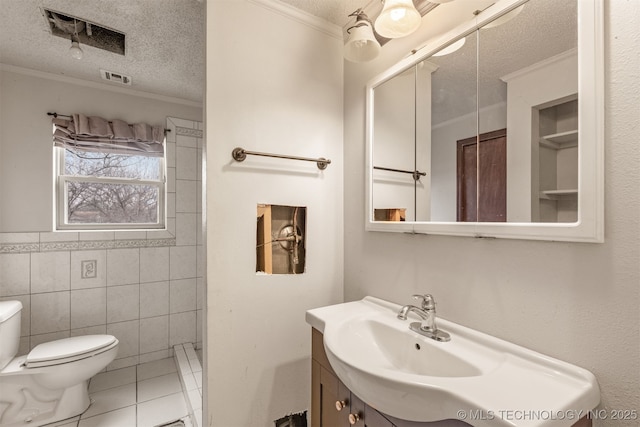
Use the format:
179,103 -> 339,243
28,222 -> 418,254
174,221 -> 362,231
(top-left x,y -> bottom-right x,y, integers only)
232,147 -> 331,170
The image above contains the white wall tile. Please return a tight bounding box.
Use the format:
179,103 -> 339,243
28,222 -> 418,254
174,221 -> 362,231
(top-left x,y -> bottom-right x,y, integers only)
71,250 -> 107,289
79,232 -> 114,241
0,253 -> 30,297
140,247 -> 170,283
140,316 -> 169,354
170,279 -> 196,314
107,320 -> 139,359
166,218 -> 176,237
196,278 -> 204,310
114,231 -> 147,240
18,336 -> 29,356
176,147 -> 197,181
167,192 -> 177,218
176,214 -> 197,246
166,141 -> 177,167
177,134 -> 198,148
169,246 -> 197,280
169,311 -> 196,347
176,180 -> 197,213
0,233 -> 39,244
106,284 -> 139,323
140,281 -> 169,318
107,249 -> 140,286
71,324 -> 106,336
31,251 -> 70,293
167,167 -> 176,193
39,232 -> 79,243
196,181 -> 203,213
31,291 -> 70,334
71,288 -> 107,329
196,309 -> 203,348
196,245 -> 205,278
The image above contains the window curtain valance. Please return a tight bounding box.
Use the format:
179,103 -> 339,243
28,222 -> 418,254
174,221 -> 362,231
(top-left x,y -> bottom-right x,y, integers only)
53,113 -> 165,157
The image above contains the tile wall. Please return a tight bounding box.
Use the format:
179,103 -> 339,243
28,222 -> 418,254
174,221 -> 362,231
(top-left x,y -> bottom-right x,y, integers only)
0,117 -> 203,370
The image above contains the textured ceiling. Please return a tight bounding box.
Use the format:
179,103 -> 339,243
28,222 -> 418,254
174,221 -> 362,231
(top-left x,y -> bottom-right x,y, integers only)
0,0 -> 367,105
0,0 -> 576,112
0,0 -> 207,103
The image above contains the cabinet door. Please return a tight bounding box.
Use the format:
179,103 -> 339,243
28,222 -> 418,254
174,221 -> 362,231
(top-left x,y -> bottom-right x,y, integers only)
364,405 -> 395,427
319,365 -> 349,427
348,392 -> 394,427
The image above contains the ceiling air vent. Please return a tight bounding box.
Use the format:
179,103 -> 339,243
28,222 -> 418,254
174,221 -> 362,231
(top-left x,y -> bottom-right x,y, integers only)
43,9 -> 126,56
100,69 -> 132,85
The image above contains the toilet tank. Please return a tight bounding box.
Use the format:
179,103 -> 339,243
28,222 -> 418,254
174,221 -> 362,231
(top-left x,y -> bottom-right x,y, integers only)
0,300 -> 22,370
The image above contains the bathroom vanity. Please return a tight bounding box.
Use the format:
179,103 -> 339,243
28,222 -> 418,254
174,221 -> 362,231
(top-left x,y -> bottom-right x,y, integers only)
311,329 -> 592,427
307,297 -> 599,427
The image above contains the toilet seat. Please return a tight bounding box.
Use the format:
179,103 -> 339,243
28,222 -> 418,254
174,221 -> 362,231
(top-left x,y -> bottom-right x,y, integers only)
25,335 -> 118,368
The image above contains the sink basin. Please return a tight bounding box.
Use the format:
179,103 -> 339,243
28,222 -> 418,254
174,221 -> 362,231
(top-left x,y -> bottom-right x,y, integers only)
339,318 -> 487,377
306,297 -> 600,427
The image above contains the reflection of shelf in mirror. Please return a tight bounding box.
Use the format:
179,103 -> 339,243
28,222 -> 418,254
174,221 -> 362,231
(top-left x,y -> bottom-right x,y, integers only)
539,189 -> 578,200
539,130 -> 579,149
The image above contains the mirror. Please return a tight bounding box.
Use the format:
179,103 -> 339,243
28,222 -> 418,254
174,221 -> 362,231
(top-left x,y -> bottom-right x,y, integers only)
366,0 -> 603,242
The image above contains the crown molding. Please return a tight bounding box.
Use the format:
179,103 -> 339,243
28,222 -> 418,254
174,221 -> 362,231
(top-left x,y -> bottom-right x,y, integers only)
0,63 -> 203,108
247,0 -> 343,40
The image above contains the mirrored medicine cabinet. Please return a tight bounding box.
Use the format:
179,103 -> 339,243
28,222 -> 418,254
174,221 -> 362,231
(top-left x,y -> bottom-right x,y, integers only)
365,0 -> 604,242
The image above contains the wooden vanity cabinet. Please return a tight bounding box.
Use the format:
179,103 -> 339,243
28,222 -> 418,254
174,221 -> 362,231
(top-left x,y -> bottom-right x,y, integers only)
312,328 -> 394,427
311,328 -> 592,427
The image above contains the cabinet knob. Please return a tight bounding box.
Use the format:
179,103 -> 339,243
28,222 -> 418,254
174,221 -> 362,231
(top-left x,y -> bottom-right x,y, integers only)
348,413 -> 361,425
335,400 -> 347,411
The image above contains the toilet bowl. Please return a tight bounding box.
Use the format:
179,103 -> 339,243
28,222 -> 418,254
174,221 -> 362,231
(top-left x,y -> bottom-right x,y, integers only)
0,301 -> 119,427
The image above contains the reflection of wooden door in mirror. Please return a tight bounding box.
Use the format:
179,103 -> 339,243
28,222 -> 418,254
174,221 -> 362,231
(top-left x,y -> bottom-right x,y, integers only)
457,129 -> 506,222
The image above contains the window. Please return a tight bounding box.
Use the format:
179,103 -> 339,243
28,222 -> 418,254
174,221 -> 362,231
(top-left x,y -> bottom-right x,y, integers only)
55,147 -> 166,230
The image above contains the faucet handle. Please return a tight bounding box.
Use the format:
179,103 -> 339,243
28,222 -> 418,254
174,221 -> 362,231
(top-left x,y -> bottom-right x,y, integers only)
412,294 -> 435,310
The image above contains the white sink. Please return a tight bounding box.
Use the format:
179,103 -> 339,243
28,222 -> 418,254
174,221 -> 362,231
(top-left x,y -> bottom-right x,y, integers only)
306,297 -> 600,427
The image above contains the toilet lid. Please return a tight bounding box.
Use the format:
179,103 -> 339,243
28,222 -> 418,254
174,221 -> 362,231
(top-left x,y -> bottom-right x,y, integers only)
25,335 -> 118,368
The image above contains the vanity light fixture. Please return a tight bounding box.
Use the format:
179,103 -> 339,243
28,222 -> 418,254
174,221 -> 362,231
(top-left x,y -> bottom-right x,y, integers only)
374,0 -> 422,39
344,9 -> 381,62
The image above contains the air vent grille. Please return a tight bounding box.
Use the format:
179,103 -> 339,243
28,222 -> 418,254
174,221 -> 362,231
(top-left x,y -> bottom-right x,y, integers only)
100,69 -> 132,85
43,9 -> 125,56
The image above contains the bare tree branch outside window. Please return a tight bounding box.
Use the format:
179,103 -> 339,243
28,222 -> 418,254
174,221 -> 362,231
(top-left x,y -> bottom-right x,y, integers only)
63,149 -> 163,224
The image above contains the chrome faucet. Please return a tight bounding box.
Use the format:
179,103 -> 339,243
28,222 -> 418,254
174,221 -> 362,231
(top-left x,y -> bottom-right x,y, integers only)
397,294 -> 450,342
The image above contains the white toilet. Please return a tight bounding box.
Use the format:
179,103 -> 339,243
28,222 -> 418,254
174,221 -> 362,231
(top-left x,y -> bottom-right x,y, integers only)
0,300 -> 119,427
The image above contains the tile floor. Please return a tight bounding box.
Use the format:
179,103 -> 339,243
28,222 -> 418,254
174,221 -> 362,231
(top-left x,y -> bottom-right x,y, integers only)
49,358 -> 192,427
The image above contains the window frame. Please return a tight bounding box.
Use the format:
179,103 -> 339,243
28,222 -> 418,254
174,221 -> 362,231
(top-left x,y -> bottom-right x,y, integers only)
54,146 -> 167,231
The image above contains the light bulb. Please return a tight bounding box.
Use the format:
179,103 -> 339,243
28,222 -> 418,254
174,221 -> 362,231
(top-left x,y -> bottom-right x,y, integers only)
390,9 -> 406,21
69,41 -> 83,60
374,0 -> 421,39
